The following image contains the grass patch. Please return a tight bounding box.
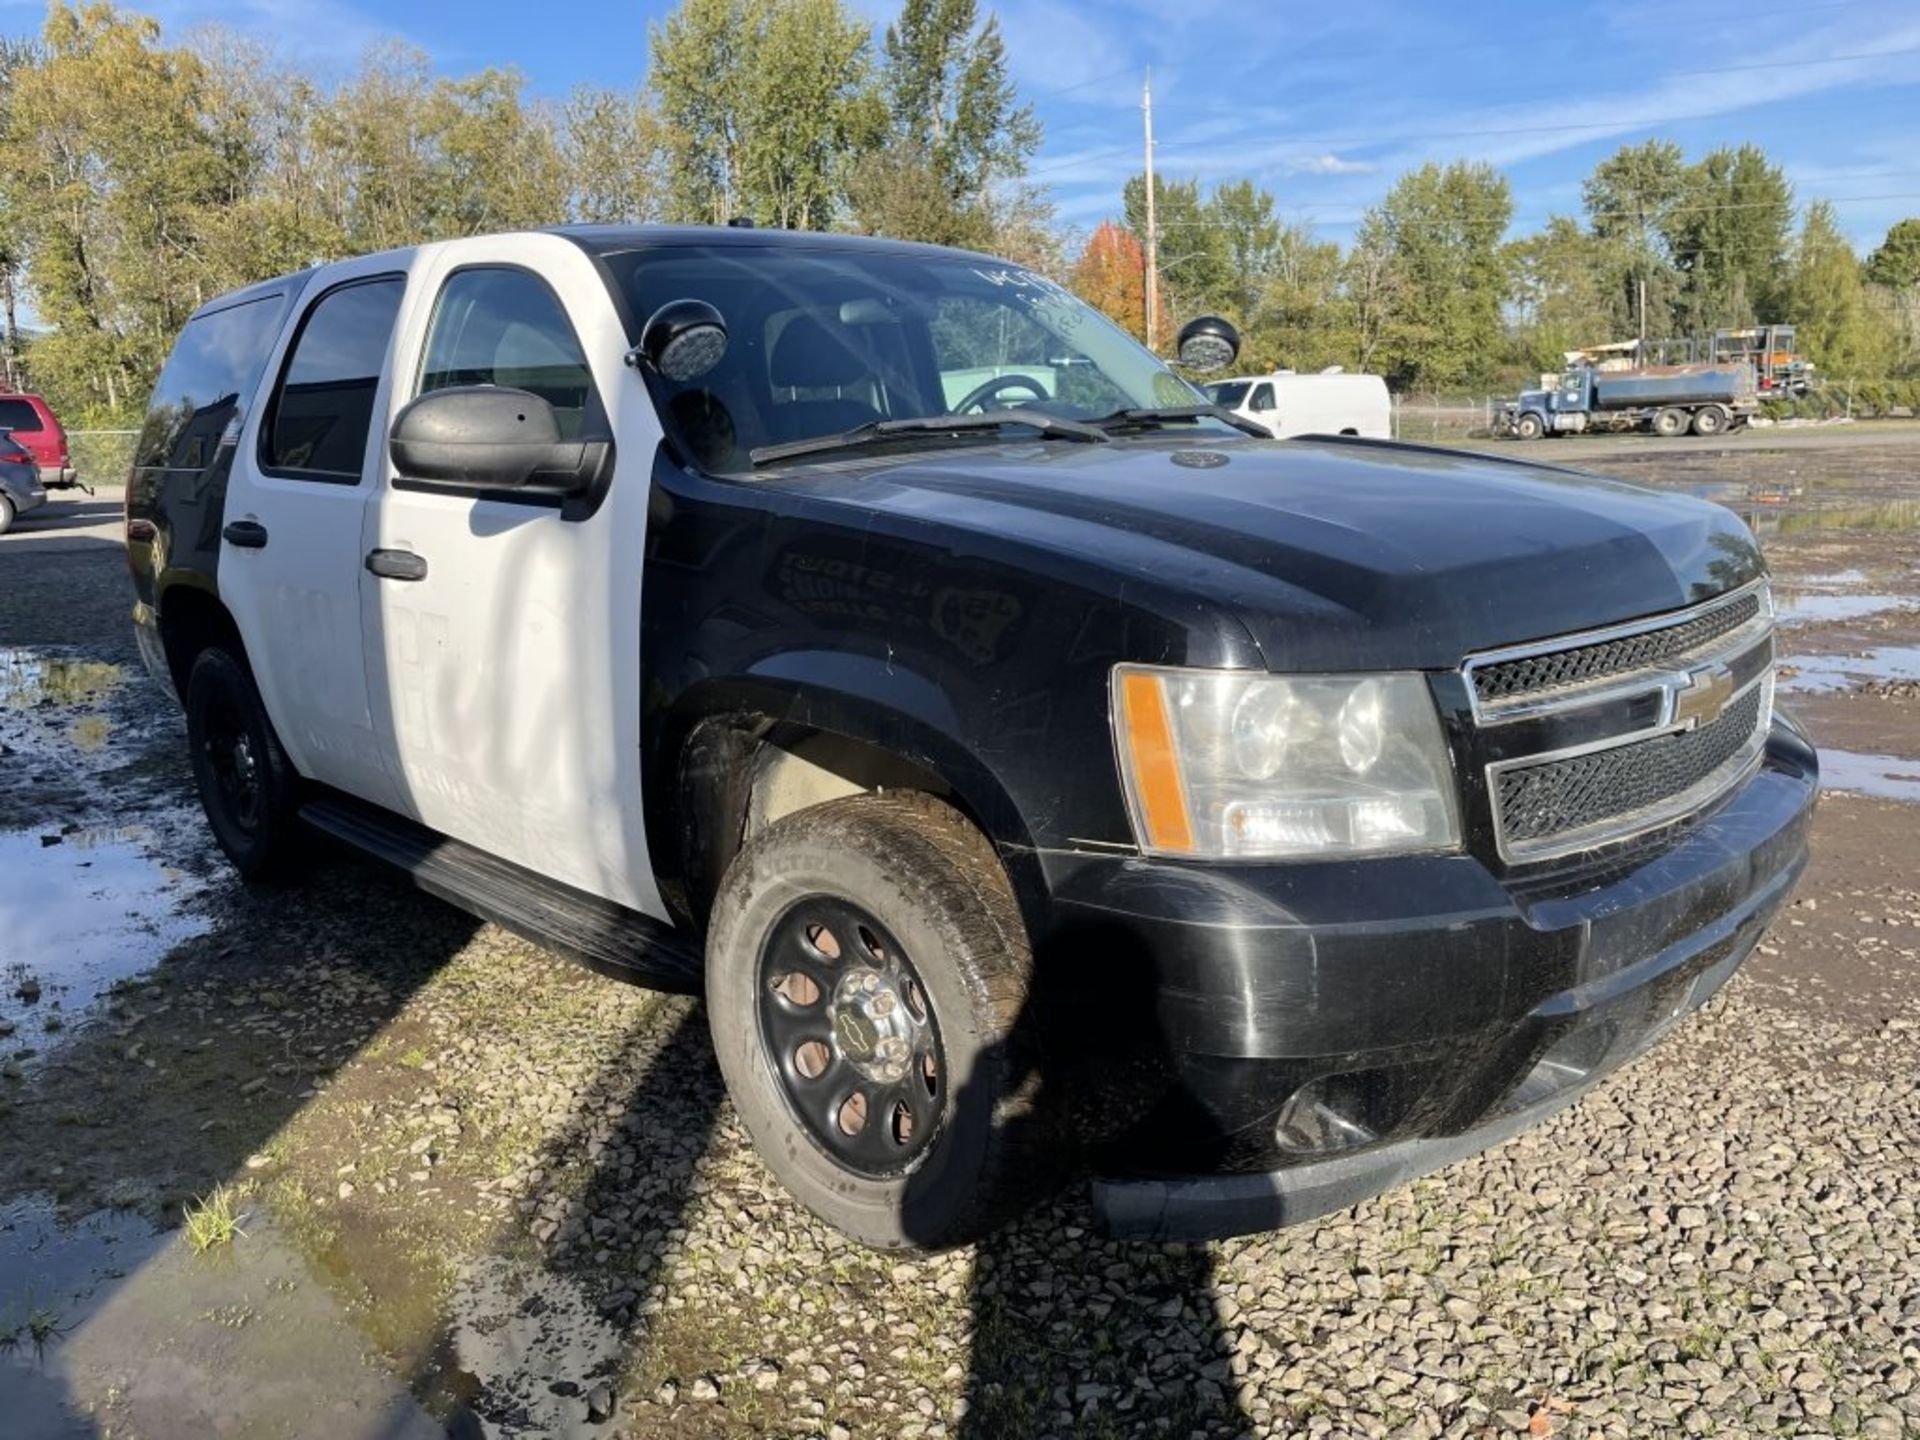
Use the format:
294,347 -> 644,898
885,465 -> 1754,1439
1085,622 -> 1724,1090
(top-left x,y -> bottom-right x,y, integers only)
0,1296 -> 71,1360
183,1182 -> 249,1253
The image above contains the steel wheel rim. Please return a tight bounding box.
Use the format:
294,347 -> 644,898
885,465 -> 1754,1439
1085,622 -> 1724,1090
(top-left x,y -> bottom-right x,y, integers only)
201,693 -> 263,834
756,898 -> 946,1177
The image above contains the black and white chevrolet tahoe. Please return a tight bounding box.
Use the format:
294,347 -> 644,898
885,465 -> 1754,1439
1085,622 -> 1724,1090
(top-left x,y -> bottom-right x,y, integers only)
126,226 -> 1817,1248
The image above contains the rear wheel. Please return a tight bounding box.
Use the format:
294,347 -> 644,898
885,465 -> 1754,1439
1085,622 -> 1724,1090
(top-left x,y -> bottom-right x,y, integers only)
0,494 -> 14,535
1515,411 -> 1546,440
1690,405 -> 1728,436
706,792 -> 1049,1250
185,647 -> 302,880
1653,407 -> 1689,438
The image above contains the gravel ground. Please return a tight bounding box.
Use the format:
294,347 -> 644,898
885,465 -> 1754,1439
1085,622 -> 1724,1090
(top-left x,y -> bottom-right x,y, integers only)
1,443 -> 1917,1439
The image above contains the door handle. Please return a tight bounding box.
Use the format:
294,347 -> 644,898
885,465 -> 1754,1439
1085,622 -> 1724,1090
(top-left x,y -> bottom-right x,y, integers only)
222,519 -> 268,549
365,548 -> 428,582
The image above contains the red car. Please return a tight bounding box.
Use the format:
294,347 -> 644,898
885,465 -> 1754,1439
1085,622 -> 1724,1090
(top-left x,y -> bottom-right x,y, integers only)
0,390 -> 76,492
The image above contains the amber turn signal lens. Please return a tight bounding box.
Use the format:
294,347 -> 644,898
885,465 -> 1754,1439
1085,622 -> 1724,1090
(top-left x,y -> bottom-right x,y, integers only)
1115,670 -> 1195,853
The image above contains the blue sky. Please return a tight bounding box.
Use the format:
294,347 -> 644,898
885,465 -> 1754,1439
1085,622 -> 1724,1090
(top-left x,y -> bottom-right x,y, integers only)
8,0 -> 1918,252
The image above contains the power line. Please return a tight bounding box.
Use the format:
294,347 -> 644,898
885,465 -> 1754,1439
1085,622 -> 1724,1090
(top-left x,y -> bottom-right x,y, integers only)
1026,46 -> 1920,181
1147,189 -> 1920,232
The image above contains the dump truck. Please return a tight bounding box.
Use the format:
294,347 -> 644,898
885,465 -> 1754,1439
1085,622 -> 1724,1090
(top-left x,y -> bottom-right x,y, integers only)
1497,362 -> 1758,440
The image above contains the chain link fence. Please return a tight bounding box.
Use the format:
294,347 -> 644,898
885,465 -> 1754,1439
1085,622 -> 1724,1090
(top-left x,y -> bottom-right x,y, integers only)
1390,396 -> 1498,444
67,429 -> 139,489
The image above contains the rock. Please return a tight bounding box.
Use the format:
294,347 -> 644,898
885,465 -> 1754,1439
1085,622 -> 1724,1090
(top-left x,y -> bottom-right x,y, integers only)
337,1181 -> 355,1200
830,1425 -> 852,1440
689,1376 -> 720,1402
585,1382 -> 614,1422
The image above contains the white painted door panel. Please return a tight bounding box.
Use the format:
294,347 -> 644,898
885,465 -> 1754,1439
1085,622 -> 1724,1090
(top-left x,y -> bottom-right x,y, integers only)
218,254 -> 414,814
362,233 -> 666,917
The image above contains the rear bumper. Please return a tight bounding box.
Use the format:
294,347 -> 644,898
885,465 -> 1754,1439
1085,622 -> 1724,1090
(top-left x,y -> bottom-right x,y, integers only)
1042,717 -> 1817,1240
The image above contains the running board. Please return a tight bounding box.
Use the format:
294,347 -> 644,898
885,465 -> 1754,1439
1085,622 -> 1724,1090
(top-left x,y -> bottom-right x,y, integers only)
300,794 -> 703,994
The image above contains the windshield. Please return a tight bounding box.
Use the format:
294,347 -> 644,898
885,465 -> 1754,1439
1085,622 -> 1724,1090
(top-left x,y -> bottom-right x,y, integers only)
612,244 -> 1215,473
1206,381 -> 1250,407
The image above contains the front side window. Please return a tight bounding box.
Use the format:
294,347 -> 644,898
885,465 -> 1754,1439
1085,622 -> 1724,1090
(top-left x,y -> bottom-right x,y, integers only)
263,277 -> 404,480
418,268 -> 596,438
1250,382 -> 1276,412
615,246 -> 1211,473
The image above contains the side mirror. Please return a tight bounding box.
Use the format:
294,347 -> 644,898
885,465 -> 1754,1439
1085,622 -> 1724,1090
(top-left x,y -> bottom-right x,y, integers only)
388,386 -> 611,498
631,299 -> 729,383
1176,316 -> 1242,373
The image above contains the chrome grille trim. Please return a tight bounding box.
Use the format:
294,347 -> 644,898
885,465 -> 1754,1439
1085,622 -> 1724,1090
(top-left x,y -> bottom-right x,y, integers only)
1487,673 -> 1773,863
1464,580 -> 1777,864
1465,578 -> 1773,725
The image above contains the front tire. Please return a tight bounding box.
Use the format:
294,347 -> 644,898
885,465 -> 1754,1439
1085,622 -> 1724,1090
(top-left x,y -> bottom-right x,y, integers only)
706,792 -> 1048,1250
1515,411 -> 1545,440
185,647 -> 302,881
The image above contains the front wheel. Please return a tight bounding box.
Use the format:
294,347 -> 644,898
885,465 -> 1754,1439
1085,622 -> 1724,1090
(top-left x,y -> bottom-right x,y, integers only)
185,647 -> 303,881
1515,411 -> 1545,440
705,792 -> 1049,1250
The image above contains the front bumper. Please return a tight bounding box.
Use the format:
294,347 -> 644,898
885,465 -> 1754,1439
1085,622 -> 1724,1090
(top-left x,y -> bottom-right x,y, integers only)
1041,718 -> 1817,1240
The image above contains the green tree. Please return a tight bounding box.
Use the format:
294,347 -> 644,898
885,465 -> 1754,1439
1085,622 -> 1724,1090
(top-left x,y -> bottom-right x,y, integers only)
1121,174 -> 1229,319
0,3 -> 229,416
1509,215 -> 1625,369
1359,160 -> 1513,389
740,0 -> 883,229
883,0 -> 1036,202
1866,218 -> 1920,289
1789,201 -> 1890,376
561,86 -> 667,224
1245,221 -> 1350,372
1583,139 -> 1688,342
1666,144 -> 1793,332
649,0 -> 882,229
1208,180 -> 1281,322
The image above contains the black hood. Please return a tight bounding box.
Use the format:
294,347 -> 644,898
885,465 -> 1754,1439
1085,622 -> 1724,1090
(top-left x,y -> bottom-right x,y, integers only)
777,435 -> 1766,672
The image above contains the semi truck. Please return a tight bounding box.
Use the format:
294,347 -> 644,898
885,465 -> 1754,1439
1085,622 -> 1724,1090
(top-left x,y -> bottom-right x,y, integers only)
1497,362 -> 1758,440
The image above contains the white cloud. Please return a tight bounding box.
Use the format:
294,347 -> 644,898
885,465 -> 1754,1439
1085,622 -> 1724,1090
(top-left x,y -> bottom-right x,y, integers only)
1286,154 -> 1376,176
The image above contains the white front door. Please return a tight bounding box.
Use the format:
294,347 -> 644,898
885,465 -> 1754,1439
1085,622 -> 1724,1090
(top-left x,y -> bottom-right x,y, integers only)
361,233 -> 667,918
218,257 -> 414,813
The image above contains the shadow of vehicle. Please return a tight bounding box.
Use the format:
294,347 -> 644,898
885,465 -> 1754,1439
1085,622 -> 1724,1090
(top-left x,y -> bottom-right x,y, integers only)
909,920 -> 1253,1438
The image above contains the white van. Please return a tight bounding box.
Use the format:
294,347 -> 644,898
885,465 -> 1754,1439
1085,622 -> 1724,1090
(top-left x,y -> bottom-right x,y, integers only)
1206,371 -> 1391,439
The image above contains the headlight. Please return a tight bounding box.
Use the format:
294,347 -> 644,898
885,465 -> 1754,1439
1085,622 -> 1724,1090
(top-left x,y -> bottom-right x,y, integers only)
1111,666 -> 1461,859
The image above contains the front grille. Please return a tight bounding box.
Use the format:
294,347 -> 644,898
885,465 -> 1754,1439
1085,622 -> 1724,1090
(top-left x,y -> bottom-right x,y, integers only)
1473,591 -> 1761,704
1495,685 -> 1764,851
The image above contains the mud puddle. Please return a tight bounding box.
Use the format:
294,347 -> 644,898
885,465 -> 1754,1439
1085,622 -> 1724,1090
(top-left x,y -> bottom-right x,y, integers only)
1819,750 -> 1920,804
1775,591 -> 1917,626
0,821 -> 209,1072
0,1195 -> 441,1439
1779,645 -> 1920,694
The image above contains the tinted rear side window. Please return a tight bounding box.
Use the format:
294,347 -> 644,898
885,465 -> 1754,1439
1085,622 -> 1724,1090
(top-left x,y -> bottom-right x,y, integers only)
0,398 -> 43,433
135,294 -> 290,470
263,277 -> 404,481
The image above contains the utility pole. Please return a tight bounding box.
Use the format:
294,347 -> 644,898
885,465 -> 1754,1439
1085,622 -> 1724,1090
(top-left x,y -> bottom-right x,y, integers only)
1142,69 -> 1159,353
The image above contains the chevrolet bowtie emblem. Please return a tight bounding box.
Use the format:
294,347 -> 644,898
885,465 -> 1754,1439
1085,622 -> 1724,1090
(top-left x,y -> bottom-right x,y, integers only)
1672,660 -> 1735,730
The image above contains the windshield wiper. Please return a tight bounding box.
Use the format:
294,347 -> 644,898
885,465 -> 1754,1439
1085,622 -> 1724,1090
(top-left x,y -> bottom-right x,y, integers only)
750,411 -> 1111,467
1088,404 -> 1270,439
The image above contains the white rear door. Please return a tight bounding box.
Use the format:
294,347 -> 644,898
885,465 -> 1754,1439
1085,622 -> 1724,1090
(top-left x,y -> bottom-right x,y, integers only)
218,256 -> 414,812
361,233 -> 667,917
